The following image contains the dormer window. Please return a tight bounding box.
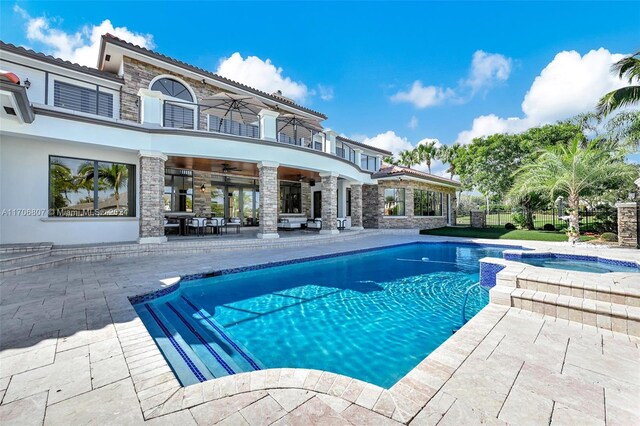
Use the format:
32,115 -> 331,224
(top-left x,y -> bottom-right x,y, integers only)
150,77 -> 195,129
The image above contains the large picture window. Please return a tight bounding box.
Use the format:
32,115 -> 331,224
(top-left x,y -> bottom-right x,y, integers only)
280,182 -> 302,214
414,189 -> 443,216
53,81 -> 113,117
49,156 -> 135,217
383,188 -> 405,216
164,169 -> 193,212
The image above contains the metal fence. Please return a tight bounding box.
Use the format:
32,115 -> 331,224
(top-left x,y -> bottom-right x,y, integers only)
456,207 -> 617,233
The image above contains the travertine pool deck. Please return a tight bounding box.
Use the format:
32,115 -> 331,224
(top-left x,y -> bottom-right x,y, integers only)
0,234 -> 638,425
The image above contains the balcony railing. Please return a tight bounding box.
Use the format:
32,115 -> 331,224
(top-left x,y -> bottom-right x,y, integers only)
155,100 -> 377,171
209,115 -> 259,139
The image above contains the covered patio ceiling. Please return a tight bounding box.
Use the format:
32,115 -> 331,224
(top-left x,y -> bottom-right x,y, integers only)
165,156 -> 322,182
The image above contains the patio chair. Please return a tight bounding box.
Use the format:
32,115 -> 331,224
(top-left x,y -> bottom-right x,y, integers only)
226,217 -> 242,234
164,218 -> 180,235
188,218 -> 205,236
306,218 -> 322,230
206,217 -> 224,235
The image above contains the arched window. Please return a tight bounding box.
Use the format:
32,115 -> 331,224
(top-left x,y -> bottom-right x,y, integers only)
151,78 -> 193,102
150,77 -> 195,129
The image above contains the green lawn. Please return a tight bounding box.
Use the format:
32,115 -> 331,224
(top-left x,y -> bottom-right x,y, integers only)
420,226 -> 595,242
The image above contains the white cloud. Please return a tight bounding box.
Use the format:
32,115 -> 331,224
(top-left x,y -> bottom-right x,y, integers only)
390,81 -> 454,108
317,84 -> 334,101
408,115 -> 419,129
464,50 -> 512,94
455,48 -> 628,144
14,5 -> 154,68
361,131 -> 413,155
391,50 -> 512,108
416,137 -> 442,148
216,52 -> 308,102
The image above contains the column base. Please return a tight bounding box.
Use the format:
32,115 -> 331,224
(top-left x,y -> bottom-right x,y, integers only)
350,226 -> 364,231
257,232 -> 280,239
138,236 -> 167,244
319,229 -> 340,235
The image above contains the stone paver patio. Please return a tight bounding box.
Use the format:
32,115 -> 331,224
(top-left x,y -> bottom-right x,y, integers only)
0,234 -> 638,425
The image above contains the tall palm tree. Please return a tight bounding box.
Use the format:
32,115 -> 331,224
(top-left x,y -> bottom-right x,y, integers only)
436,143 -> 462,179
49,159 -> 75,209
509,137 -> 635,243
597,51 -> 640,116
415,141 -> 438,174
398,149 -> 419,167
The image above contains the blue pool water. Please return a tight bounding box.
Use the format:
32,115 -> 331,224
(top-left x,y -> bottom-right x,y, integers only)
134,243 -> 510,388
505,255 -> 639,274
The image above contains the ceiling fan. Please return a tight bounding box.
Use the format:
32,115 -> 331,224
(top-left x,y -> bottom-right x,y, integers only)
218,163 -> 240,173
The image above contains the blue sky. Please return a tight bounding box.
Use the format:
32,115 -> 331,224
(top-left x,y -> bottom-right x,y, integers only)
1,1 -> 638,174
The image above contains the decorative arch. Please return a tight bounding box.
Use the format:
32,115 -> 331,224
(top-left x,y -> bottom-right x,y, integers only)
149,75 -> 196,102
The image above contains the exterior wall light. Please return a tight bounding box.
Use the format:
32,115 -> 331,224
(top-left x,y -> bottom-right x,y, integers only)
24,78 -> 31,89
200,184 -> 206,192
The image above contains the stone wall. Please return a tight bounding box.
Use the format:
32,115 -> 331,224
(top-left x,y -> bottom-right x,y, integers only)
350,183 -> 363,229
192,171 -> 212,216
617,202 -> 638,248
320,173 -> 338,233
258,164 -> 278,237
139,153 -> 166,241
375,180 -> 454,230
362,184 -> 379,228
121,56 -> 232,128
301,182 -> 311,218
471,210 -> 486,228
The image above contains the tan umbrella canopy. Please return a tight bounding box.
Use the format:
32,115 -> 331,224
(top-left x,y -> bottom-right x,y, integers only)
277,113 -> 324,146
201,92 -> 270,129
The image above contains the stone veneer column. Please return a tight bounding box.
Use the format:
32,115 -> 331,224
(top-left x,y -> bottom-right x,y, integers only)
138,150 -> 168,244
350,183 -> 364,230
362,184 -> 379,228
320,172 -> 339,234
616,202 -> 638,248
301,182 -> 311,218
193,171 -> 212,216
470,210 -> 486,228
257,162 -> 279,239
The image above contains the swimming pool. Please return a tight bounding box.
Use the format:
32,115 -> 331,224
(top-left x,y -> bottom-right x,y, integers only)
503,253 -> 639,274
133,243 -> 511,388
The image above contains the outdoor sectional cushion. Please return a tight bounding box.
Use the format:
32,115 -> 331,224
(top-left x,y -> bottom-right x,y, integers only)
278,217 -> 307,229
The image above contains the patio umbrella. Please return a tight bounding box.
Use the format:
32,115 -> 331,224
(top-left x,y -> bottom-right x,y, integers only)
276,113 -> 324,145
201,92 -> 270,130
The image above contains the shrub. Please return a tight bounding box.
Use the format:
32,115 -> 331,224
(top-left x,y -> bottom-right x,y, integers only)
543,223 -> 556,231
600,232 -> 618,242
505,223 -> 516,230
511,212 -> 526,228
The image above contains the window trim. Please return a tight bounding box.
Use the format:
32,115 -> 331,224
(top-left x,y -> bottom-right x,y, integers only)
383,188 -> 405,216
149,75 -> 197,130
48,155 -> 136,218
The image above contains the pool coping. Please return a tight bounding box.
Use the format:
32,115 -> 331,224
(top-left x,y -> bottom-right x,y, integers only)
119,237 -> 639,423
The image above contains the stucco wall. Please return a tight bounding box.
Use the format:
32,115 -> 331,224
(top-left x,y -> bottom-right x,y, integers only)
0,136 -> 140,245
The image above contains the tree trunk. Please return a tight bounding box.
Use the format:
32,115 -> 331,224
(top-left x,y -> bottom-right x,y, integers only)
568,193 -> 580,244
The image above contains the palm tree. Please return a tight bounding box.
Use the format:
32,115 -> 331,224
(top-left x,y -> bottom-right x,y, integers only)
436,143 -> 462,179
77,162 -> 129,210
509,137 -> 635,243
597,51 -> 640,116
398,149 -> 419,167
382,155 -> 398,166
49,159 -> 75,209
415,141 -> 438,174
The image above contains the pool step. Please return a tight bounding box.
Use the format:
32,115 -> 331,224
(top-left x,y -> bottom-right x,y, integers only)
491,287 -> 640,337
135,303 -> 215,386
514,275 -> 640,307
166,297 -> 263,373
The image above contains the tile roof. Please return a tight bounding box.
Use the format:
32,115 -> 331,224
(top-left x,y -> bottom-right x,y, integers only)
101,34 -> 327,119
0,40 -> 123,83
373,164 -> 461,186
336,135 -> 392,156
